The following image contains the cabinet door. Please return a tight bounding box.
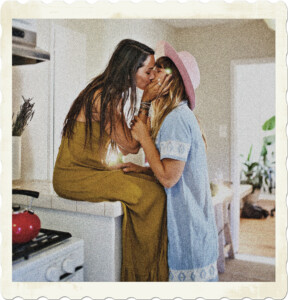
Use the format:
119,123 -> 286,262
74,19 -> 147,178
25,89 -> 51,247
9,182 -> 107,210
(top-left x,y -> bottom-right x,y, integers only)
53,24 -> 86,165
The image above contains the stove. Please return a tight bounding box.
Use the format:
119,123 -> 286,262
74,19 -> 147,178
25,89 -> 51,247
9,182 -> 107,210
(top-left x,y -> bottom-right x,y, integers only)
13,228 -> 72,261
13,228 -> 84,282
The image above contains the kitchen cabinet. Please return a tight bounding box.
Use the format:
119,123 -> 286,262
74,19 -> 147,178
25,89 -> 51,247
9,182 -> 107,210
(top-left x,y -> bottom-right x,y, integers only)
13,180 -> 123,282
12,21 -> 87,182
52,24 -> 86,168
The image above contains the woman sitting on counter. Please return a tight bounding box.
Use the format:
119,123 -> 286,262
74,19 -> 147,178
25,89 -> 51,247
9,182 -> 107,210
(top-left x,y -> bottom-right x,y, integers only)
53,39 -> 171,281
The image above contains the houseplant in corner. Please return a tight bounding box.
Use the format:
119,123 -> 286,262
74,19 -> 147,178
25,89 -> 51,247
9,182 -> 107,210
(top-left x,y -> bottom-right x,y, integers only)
12,96 -> 35,180
240,116 -> 275,204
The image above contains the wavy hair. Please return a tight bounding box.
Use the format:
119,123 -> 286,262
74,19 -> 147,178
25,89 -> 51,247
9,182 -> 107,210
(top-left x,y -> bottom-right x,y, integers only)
151,57 -> 207,150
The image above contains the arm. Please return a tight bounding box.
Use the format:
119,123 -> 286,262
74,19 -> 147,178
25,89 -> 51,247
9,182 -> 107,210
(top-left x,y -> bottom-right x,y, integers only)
109,107 -> 153,155
115,75 -> 172,154
108,115 -> 140,154
140,135 -> 185,188
116,162 -> 154,176
131,116 -> 185,188
92,75 -> 172,155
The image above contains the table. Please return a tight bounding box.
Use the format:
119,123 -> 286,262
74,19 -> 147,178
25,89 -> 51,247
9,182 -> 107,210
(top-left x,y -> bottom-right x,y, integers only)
213,184 -> 252,273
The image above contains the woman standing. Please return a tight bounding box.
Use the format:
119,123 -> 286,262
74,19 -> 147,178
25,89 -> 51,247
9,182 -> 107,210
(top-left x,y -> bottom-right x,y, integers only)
121,41 -> 219,281
53,39 -> 171,281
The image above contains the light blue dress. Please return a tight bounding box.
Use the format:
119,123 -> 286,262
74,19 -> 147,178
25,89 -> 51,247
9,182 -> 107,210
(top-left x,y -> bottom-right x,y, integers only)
155,101 -> 219,282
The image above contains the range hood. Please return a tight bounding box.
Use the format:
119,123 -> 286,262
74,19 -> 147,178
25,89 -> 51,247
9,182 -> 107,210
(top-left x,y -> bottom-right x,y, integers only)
12,20 -> 50,66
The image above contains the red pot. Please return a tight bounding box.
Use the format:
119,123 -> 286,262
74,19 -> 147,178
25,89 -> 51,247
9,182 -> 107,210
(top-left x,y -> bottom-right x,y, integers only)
12,210 -> 41,244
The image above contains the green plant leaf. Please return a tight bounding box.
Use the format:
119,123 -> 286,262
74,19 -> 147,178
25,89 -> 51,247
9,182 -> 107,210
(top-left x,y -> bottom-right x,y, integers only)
240,117 -> 276,191
261,145 -> 268,157
245,162 -> 259,170
263,135 -> 275,146
262,116 -> 275,131
247,145 -> 253,161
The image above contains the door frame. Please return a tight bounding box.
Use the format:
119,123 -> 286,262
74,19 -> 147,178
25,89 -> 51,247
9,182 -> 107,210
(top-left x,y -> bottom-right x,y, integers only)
230,57 -> 275,253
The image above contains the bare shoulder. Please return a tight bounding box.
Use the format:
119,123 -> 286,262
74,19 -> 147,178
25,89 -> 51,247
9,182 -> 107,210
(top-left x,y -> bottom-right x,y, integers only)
76,89 -> 102,122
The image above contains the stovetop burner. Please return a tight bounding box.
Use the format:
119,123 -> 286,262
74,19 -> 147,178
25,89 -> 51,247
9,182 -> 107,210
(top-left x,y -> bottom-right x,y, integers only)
13,228 -> 72,261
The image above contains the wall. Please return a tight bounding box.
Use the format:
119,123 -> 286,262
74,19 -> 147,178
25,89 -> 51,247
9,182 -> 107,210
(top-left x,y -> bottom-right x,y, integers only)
54,19 -> 176,82
236,60 -> 275,165
52,24 -> 87,168
175,20 -> 275,180
12,20 -> 51,181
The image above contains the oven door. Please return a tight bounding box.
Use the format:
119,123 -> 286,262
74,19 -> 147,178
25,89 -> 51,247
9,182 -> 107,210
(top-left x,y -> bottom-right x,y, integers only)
13,238 -> 84,282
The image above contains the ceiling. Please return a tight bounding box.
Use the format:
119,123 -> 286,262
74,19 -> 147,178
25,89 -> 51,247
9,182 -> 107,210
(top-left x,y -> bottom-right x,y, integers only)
159,19 -> 257,28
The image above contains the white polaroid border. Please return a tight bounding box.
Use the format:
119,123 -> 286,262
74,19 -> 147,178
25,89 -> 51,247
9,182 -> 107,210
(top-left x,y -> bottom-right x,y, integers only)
1,0 -> 287,299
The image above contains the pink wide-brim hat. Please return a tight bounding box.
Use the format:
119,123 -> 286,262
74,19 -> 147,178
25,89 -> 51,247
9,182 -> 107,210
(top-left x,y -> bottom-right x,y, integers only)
155,41 -> 200,110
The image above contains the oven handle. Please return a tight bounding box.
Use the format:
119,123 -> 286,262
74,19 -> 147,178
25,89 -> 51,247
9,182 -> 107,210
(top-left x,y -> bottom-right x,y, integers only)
59,266 -> 83,281
12,189 -> 39,198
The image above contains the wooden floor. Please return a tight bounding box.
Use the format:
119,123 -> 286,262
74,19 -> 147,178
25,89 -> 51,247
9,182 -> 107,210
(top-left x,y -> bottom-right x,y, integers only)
219,258 -> 275,281
239,198 -> 275,257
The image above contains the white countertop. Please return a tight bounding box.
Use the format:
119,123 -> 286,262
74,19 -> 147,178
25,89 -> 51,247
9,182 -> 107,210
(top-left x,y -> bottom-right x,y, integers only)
13,180 -> 253,217
212,183 -> 252,206
12,180 -> 124,218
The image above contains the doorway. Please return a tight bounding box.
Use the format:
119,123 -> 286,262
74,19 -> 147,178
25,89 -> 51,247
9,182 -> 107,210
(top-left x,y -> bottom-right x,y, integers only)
230,58 -> 275,261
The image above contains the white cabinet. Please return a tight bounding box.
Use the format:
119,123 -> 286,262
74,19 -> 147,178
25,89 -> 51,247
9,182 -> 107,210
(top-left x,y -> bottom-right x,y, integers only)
53,24 -> 87,167
12,21 -> 87,181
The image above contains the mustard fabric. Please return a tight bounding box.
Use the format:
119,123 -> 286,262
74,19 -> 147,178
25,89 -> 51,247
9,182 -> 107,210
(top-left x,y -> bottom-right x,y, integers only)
53,121 -> 168,281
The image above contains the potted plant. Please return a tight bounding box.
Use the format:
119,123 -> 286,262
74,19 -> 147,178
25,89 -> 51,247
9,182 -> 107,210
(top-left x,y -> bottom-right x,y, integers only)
240,116 -> 275,203
12,96 -> 35,180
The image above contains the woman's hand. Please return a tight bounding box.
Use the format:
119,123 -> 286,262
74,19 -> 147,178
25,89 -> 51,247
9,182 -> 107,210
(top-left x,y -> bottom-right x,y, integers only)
142,74 -> 172,102
116,162 -> 146,173
130,116 -> 150,143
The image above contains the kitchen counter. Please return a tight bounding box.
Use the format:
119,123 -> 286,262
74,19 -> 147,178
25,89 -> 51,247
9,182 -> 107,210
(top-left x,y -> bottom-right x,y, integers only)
239,184 -> 253,198
12,180 -> 123,218
13,180 -> 252,212
212,183 -> 253,206
13,179 -> 123,282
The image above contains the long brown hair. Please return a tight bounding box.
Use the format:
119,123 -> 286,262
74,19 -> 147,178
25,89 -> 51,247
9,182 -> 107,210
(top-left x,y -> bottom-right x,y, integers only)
62,39 -> 154,150
151,57 -> 207,150
151,57 -> 187,140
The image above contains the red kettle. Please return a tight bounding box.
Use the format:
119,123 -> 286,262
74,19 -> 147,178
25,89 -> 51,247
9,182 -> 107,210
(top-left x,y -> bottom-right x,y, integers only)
12,189 -> 41,244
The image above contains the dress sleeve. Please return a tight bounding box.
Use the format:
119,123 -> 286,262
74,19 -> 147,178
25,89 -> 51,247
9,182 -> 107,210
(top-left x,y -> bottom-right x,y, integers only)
157,111 -> 191,162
